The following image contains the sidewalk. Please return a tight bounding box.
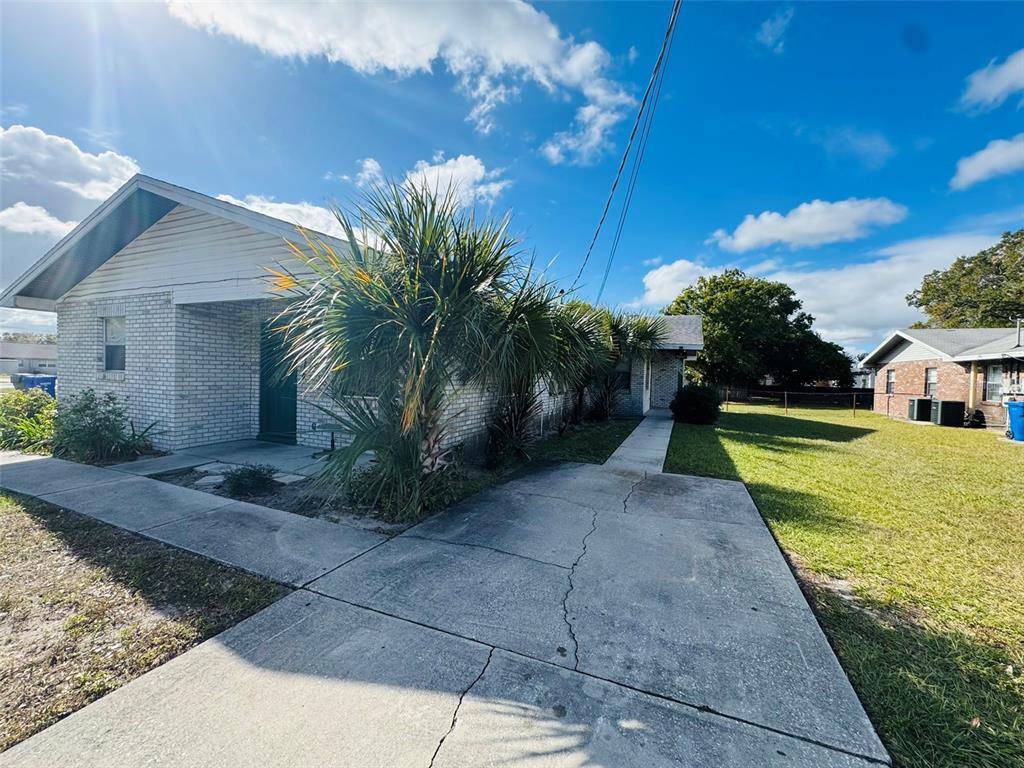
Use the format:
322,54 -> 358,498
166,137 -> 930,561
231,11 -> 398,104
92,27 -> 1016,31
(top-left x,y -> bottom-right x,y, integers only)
0,452 -> 384,587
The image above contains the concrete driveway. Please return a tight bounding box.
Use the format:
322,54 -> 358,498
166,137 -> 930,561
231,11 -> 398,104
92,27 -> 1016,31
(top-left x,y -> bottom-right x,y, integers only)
1,414 -> 888,767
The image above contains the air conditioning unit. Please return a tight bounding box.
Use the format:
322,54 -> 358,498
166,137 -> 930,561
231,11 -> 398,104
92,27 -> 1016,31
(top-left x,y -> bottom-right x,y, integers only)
930,400 -> 965,427
907,398 -> 932,421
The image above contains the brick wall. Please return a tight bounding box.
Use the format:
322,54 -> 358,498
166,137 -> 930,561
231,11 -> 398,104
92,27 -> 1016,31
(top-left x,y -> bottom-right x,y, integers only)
57,293 -> 178,450
174,302 -> 264,447
650,351 -> 685,409
872,358 -> 1008,427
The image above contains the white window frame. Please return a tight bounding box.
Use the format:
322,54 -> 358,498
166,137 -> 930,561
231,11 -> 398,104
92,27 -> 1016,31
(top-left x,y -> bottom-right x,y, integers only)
984,364 -> 1003,402
103,316 -> 126,372
924,367 -> 937,398
885,369 -> 895,394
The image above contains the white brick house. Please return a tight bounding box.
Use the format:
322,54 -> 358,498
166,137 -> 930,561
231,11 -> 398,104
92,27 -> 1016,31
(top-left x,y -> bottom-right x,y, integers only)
3,175 -> 696,452
613,315 -> 704,417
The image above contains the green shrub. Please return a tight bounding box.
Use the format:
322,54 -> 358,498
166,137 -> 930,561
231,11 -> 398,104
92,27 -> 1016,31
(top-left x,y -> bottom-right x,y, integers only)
670,383 -> 721,424
348,459 -> 469,523
0,388 -> 56,452
222,464 -> 278,497
52,389 -> 156,464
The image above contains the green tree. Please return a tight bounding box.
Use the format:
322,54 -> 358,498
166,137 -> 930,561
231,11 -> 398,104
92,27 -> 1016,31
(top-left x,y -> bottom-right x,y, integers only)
907,228 -> 1024,328
664,269 -> 851,386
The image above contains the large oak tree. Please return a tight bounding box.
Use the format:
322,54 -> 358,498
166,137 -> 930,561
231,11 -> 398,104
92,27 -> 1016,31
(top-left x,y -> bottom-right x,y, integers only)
907,229 -> 1023,328
665,269 -> 852,387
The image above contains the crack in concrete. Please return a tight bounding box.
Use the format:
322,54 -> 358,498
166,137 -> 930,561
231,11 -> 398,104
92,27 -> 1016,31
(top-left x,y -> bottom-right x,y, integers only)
401,534 -> 570,570
561,510 -> 598,670
622,471 -> 647,514
428,646 -> 494,767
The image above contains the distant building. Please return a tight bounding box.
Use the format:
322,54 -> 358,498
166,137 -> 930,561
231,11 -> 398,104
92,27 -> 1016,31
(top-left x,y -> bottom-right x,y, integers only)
0,341 -> 58,375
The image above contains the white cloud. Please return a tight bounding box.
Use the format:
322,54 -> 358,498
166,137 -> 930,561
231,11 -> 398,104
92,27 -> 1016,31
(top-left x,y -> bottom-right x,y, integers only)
958,48 -> 1024,112
766,232 -> 1000,351
354,158 -> 385,189
0,203 -> 77,239
628,230 -> 1001,352
0,308 -> 56,334
0,124 -> 139,201
710,198 -> 908,252
216,194 -> 346,238
628,258 -> 717,307
756,7 -> 794,54
814,127 -> 896,170
166,1 -> 633,165
641,255 -> 663,267
950,133 -> 1024,190
403,153 -> 511,206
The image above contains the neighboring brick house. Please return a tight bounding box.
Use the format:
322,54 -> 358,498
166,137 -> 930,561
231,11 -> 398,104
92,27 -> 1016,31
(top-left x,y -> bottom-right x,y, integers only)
862,327 -> 1024,428
0,174 -> 693,452
613,316 -> 703,417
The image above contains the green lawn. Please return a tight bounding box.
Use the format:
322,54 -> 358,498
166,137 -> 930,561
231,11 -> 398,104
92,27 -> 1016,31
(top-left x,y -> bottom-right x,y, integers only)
664,404 -> 1023,768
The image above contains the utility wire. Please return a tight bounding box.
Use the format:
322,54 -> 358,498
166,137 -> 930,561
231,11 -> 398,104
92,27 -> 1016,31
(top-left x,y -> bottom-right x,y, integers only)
595,9 -> 677,303
572,0 -> 682,295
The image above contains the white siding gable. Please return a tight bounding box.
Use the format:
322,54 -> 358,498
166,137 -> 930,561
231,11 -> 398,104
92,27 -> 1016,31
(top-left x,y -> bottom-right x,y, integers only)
62,205 -> 308,304
876,338 -> 946,364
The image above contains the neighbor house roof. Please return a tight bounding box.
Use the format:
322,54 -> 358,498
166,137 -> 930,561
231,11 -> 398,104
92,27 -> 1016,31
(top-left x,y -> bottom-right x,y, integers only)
861,327 -> 1023,365
0,174 -> 346,312
0,341 -> 58,361
657,315 -> 703,350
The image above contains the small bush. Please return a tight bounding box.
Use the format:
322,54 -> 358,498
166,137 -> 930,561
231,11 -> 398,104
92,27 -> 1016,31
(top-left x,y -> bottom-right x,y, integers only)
670,384 -> 721,424
348,460 -> 469,523
0,388 -> 56,452
222,464 -> 278,498
52,389 -> 156,464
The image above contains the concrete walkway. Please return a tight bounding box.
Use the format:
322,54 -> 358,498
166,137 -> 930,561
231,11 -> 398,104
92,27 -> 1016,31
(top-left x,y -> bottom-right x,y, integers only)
604,407 -> 674,472
0,415 -> 888,767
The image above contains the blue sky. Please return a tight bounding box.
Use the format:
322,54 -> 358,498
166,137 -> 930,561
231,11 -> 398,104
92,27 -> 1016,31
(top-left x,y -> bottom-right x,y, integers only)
2,1 -> 1022,352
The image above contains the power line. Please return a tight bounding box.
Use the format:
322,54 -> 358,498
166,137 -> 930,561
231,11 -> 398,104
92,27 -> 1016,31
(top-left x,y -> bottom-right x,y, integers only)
572,0 -> 682,296
595,6 -> 678,303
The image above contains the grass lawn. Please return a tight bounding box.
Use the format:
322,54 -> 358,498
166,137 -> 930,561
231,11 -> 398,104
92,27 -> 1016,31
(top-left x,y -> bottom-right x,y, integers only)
664,404 -> 1023,768
0,493 -> 284,752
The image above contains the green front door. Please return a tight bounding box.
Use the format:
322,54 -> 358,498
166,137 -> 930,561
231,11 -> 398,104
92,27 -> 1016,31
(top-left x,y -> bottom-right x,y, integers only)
259,322 -> 297,444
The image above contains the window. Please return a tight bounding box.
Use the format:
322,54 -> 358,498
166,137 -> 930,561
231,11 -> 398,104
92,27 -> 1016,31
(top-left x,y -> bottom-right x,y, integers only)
885,369 -> 895,394
104,316 -> 126,371
924,367 -> 937,398
984,364 -> 1003,402
613,358 -> 631,391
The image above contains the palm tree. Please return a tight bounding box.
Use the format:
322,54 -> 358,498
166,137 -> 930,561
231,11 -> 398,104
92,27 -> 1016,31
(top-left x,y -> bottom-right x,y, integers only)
271,182 -> 520,521
484,279 -> 602,464
585,307 -> 667,419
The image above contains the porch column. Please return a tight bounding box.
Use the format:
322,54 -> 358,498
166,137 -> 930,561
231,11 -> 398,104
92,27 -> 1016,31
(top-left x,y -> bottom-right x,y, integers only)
968,360 -> 977,409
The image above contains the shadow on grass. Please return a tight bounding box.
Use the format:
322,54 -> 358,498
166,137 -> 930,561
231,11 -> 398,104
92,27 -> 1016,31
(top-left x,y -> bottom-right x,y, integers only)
718,409 -> 876,442
12,493 -> 283,631
808,587 -> 1024,768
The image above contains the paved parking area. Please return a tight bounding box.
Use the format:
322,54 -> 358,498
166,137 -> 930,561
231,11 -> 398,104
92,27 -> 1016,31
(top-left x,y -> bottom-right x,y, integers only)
0,416 -> 888,767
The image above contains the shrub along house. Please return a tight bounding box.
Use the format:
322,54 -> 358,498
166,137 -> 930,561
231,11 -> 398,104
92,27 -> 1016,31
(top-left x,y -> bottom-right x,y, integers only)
861,326 -> 1024,428
1,174 -> 699,452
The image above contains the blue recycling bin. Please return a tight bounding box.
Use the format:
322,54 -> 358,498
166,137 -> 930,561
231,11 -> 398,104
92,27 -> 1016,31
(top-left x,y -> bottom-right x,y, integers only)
1008,400 -> 1024,442
20,374 -> 57,398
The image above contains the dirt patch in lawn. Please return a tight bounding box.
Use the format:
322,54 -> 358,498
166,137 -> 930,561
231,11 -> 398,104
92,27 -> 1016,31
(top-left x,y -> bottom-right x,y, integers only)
155,469 -> 409,536
0,493 -> 285,752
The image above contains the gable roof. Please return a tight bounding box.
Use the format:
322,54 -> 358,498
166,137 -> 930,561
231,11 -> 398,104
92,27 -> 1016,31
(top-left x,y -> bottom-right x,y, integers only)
658,315 -> 703,349
862,326 -> 1022,365
0,175 -> 346,311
